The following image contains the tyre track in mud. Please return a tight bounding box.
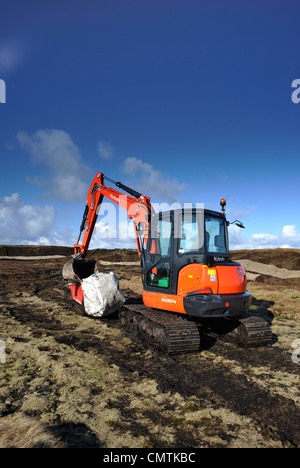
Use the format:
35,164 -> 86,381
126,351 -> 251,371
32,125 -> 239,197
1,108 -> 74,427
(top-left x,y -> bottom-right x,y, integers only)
108,334 -> 300,447
4,294 -> 300,448
173,354 -> 300,447
209,341 -> 292,369
1,256 -> 300,447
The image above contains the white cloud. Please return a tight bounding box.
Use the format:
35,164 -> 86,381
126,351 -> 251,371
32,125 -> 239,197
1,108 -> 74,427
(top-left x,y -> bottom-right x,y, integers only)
28,228 -> 76,247
282,225 -> 297,237
89,220 -> 136,249
97,140 -> 116,160
121,157 -> 186,202
0,193 -> 79,246
88,202 -> 136,249
0,193 -> 56,244
17,129 -> 89,202
229,224 -> 300,250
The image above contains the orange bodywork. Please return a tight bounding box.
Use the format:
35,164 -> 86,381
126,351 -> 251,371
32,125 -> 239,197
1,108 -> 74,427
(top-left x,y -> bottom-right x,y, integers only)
69,283 -> 84,305
216,265 -> 247,294
177,264 -> 218,295
177,263 -> 247,295
143,263 -> 247,314
143,290 -> 186,314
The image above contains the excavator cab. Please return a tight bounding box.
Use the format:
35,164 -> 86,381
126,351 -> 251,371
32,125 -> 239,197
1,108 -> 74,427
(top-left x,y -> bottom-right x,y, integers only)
141,208 -> 252,319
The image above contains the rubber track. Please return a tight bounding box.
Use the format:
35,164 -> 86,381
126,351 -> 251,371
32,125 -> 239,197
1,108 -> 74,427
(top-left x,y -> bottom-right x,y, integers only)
236,316 -> 273,348
121,301 -> 273,354
210,315 -> 273,348
121,302 -> 201,355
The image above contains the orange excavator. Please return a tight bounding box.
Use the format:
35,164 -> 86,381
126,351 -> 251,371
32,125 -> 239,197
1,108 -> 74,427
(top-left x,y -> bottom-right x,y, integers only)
63,172 -> 272,354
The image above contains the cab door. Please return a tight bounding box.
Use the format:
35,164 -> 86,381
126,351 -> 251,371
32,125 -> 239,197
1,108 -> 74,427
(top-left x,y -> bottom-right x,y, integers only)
172,209 -> 209,296
143,212 -> 173,293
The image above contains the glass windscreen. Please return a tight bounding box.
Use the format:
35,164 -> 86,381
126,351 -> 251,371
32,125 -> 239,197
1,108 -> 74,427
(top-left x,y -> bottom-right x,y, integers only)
205,215 -> 227,254
177,212 -> 227,255
178,213 -> 205,254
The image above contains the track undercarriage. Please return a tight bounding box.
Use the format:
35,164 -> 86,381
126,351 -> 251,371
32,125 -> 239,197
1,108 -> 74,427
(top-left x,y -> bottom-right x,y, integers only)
121,298 -> 273,355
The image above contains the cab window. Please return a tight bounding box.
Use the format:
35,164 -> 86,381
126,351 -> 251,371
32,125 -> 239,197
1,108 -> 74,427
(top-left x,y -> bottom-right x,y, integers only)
178,213 -> 204,255
147,217 -> 172,288
205,216 -> 227,254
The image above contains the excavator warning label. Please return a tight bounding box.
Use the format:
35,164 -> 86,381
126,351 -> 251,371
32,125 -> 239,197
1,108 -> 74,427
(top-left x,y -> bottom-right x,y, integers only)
207,269 -> 216,281
207,269 -> 216,275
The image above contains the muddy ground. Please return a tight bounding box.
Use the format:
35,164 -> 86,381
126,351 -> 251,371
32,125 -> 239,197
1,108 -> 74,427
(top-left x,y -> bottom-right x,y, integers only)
0,247 -> 299,448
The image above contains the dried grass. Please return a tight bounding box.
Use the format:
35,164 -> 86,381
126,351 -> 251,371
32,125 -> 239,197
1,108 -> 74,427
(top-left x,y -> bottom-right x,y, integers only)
0,415 -> 65,448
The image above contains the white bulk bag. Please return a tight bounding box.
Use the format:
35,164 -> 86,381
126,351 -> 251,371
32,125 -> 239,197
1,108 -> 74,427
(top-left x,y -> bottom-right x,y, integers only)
81,272 -> 126,318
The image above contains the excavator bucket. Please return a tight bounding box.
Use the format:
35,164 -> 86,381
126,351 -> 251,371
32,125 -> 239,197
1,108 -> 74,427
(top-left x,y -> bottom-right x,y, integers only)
63,257 -> 126,316
62,257 -> 97,284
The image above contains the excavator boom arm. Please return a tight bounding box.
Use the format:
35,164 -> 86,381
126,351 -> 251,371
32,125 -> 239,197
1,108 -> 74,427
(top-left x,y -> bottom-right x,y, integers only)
74,172 -> 153,258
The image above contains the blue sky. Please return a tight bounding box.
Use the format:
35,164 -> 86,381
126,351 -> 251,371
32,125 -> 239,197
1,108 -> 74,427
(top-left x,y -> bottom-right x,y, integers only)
1,0 -> 300,250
